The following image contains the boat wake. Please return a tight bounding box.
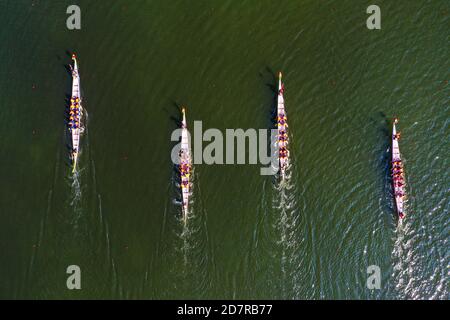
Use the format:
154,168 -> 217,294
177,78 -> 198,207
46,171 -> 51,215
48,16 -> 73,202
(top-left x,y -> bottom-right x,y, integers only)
66,108 -> 91,230
387,201 -> 448,299
255,156 -> 302,298
163,170 -> 211,298
388,219 -> 417,299
273,171 -> 302,299
28,148 -> 61,285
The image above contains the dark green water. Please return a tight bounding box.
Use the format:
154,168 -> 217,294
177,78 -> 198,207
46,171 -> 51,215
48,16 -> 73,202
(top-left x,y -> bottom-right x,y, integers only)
0,0 -> 448,299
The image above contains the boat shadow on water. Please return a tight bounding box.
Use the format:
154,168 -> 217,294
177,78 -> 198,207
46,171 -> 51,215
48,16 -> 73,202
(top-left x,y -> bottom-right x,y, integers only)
165,100 -> 184,128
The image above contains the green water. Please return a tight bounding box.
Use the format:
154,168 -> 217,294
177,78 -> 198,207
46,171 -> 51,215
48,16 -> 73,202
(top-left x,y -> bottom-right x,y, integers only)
0,0 -> 448,299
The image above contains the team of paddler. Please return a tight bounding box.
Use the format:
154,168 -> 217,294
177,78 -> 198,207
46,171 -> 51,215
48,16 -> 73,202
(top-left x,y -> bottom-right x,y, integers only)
68,96 -> 81,130
179,150 -> 191,189
392,132 -> 405,198
277,113 -> 288,160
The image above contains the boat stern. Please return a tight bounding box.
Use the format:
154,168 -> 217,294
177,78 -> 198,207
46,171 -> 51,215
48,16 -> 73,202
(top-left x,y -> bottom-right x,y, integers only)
72,151 -> 78,173
182,202 -> 188,222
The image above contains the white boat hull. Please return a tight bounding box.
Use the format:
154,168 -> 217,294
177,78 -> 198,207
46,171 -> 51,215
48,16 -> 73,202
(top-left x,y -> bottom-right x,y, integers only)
180,109 -> 191,220
392,120 -> 405,218
70,55 -> 83,172
277,73 -> 288,178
